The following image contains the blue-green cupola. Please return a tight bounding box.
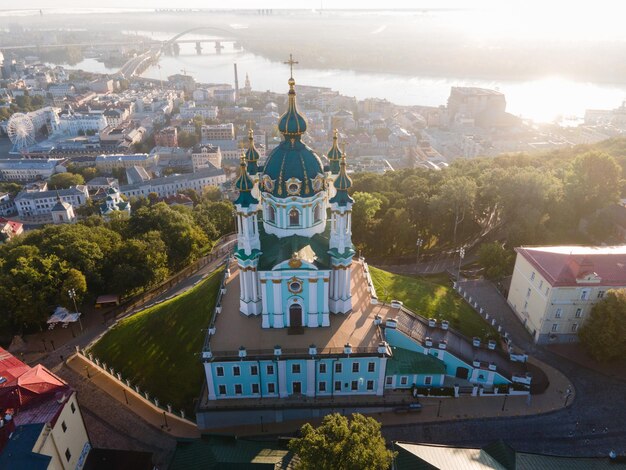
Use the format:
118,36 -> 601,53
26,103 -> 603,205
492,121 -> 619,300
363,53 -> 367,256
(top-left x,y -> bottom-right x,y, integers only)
234,153 -> 258,208
261,77 -> 325,199
245,128 -> 260,175
330,154 -> 354,207
327,129 -> 343,175
278,78 -> 307,137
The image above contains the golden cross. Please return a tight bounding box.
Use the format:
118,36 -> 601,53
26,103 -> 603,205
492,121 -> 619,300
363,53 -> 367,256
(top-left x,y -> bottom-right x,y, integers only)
341,142 -> 347,154
238,140 -> 246,150
283,53 -> 299,78
246,119 -> 255,131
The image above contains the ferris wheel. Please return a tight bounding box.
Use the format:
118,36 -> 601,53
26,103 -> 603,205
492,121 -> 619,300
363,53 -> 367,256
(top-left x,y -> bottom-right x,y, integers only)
7,113 -> 36,151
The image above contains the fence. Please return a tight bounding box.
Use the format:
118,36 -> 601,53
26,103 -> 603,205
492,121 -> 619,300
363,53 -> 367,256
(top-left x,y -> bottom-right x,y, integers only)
74,346 -> 197,425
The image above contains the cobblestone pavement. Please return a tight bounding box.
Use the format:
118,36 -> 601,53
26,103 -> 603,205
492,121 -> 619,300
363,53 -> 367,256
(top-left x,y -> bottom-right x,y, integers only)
55,365 -> 176,469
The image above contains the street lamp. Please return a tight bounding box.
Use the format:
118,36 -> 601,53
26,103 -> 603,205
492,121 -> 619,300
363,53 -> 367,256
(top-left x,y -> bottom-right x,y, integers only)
457,247 -> 465,281
68,289 -> 83,332
416,238 -> 423,270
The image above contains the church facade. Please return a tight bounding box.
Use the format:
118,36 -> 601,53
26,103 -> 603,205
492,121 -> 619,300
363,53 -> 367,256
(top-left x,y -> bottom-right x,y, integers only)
233,76 -> 353,329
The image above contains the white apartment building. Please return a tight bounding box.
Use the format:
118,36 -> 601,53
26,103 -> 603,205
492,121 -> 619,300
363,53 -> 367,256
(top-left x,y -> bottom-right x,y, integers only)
191,145 -> 222,172
120,165 -> 225,199
508,246 -> 626,344
15,186 -> 89,218
53,113 -> 107,136
95,154 -> 158,171
201,123 -> 235,141
0,159 -> 65,182
180,101 -> 219,120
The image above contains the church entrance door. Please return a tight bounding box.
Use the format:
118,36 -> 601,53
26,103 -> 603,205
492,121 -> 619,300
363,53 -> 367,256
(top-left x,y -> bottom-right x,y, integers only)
289,304 -> 303,328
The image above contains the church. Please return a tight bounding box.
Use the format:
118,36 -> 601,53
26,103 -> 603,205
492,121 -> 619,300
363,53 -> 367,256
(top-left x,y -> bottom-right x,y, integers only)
233,73 -> 354,329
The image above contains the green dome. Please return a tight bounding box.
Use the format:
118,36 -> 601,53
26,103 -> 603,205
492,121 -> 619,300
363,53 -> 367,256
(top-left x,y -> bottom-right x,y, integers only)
262,139 -> 324,198
245,128 -> 260,175
329,155 -> 354,207
327,129 -> 343,175
234,154 -> 258,208
277,78 -> 307,136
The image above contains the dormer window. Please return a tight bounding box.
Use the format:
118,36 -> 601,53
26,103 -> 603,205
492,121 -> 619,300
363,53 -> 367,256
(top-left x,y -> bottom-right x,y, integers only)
286,177 -> 302,195
289,208 -> 300,226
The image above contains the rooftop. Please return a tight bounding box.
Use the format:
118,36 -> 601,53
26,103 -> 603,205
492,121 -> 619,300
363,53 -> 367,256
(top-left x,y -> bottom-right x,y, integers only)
120,165 -> 224,191
208,261 -> 394,358
0,424 -> 51,470
516,245 -> 626,287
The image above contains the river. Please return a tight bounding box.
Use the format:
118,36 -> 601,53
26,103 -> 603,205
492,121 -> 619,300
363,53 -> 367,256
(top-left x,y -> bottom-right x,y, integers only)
69,32 -> 626,124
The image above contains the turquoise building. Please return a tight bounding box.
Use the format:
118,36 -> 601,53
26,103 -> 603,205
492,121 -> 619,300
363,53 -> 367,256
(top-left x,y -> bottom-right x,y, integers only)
199,71 -> 530,416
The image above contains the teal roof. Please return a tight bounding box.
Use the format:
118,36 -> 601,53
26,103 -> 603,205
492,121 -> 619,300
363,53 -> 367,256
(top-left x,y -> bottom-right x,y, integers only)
234,155 -> 258,208
277,78 -> 307,136
386,347 -> 446,376
327,129 -> 342,175
329,156 -> 354,207
246,129 -> 260,175
0,424 -> 51,470
257,223 -> 331,270
169,435 -> 294,470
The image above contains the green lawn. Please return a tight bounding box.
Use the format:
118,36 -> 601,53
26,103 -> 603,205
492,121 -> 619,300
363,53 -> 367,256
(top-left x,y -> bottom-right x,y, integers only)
90,268 -> 223,416
369,266 -> 497,340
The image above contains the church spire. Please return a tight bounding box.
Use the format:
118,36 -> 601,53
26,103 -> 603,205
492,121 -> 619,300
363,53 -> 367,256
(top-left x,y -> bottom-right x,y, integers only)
245,128 -> 260,175
330,151 -> 354,207
234,152 -> 258,208
278,54 -> 307,137
327,129 -> 342,175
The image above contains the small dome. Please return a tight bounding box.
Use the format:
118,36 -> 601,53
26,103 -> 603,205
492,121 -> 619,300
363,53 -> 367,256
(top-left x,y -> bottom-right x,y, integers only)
245,129 -> 260,175
330,155 -> 354,207
277,78 -> 307,136
234,154 -> 258,208
327,129 -> 342,175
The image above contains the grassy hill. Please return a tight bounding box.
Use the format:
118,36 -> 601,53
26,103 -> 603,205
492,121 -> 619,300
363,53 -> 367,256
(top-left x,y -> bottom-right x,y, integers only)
90,267 -> 223,415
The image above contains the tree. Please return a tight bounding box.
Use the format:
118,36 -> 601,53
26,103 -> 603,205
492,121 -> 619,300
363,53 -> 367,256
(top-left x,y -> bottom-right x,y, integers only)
288,413 -> 395,470
429,176 -> 477,245
49,172 -> 85,189
178,131 -> 199,148
579,290 -> 626,362
477,242 -> 514,280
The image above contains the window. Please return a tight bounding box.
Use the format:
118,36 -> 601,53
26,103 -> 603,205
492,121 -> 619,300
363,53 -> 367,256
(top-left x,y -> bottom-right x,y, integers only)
335,362 -> 342,374
233,366 -> 240,376
352,362 -> 360,373
288,281 -> 302,293
267,364 -> 275,375
424,376 -> 432,385
319,381 -> 327,392
234,384 -> 243,395
366,380 -> 374,391
400,376 -> 408,386
581,289 -> 590,300
351,380 -> 358,391
251,365 -> 258,376
65,448 -> 71,462
70,402 -> 76,414
530,271 -> 535,281
292,364 -> 301,374
368,362 -> 376,373
334,381 -> 342,391
319,363 -> 327,374
216,366 -> 224,377
385,376 -> 393,386
526,288 -> 531,298
598,290 -> 606,299
523,301 -> 528,310
555,308 -> 562,318
61,421 -> 67,432
539,280 -> 543,289
551,323 -> 559,332
575,308 -> 582,318
289,208 -> 300,226
571,323 -> 579,333
218,384 -> 227,395
252,383 -> 260,394
267,383 -> 276,394
314,204 -> 321,223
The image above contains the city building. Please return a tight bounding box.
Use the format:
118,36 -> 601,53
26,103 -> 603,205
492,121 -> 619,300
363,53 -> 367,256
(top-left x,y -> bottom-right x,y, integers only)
50,197 -> 77,224
120,165 -> 225,199
508,246 -> 626,344
0,159 -> 65,182
213,88 -> 236,103
0,217 -> 23,242
179,101 -> 219,120
125,165 -> 151,185
95,154 -> 158,172
99,187 -> 131,218
201,123 -> 235,141
85,177 -> 119,191
191,145 -> 222,172
15,185 -> 89,219
446,87 -> 520,129
0,348 -> 91,470
154,126 -> 178,147
52,110 -> 107,136
201,139 -> 239,162
0,192 -> 15,216
197,76 -> 530,429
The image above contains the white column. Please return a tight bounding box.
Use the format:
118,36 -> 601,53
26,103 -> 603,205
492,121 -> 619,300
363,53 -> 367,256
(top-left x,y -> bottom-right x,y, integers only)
322,278 -> 330,326
308,280 -> 318,327
278,360 -> 288,398
261,281 -> 269,328
239,270 -> 246,301
273,281 -> 284,328
376,357 -> 387,396
306,359 -> 315,397
204,363 -> 216,400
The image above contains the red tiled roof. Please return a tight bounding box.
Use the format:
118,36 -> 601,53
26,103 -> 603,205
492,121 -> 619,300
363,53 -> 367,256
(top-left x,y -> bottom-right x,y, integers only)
516,246 -> 626,287
0,218 -> 23,235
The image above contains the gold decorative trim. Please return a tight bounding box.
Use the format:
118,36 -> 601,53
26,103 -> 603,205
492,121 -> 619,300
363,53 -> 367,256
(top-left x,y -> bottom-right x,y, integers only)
272,279 -> 282,284
309,278 -> 319,283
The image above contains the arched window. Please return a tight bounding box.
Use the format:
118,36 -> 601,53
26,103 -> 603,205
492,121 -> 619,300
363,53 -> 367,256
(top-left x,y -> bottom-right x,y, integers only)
313,204 -> 321,223
289,208 -> 300,227
267,204 -> 276,223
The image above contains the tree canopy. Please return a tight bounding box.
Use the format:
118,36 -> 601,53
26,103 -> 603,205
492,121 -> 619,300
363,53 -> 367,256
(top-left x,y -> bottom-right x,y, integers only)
49,172 -> 85,189
579,289 -> 626,362
288,413 -> 395,470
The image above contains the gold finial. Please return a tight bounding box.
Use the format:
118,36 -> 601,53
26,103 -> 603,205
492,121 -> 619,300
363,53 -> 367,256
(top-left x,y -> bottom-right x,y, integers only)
283,53 -> 299,79
248,128 -> 254,139
238,140 -> 246,150
333,129 -> 338,140
340,142 -> 346,155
